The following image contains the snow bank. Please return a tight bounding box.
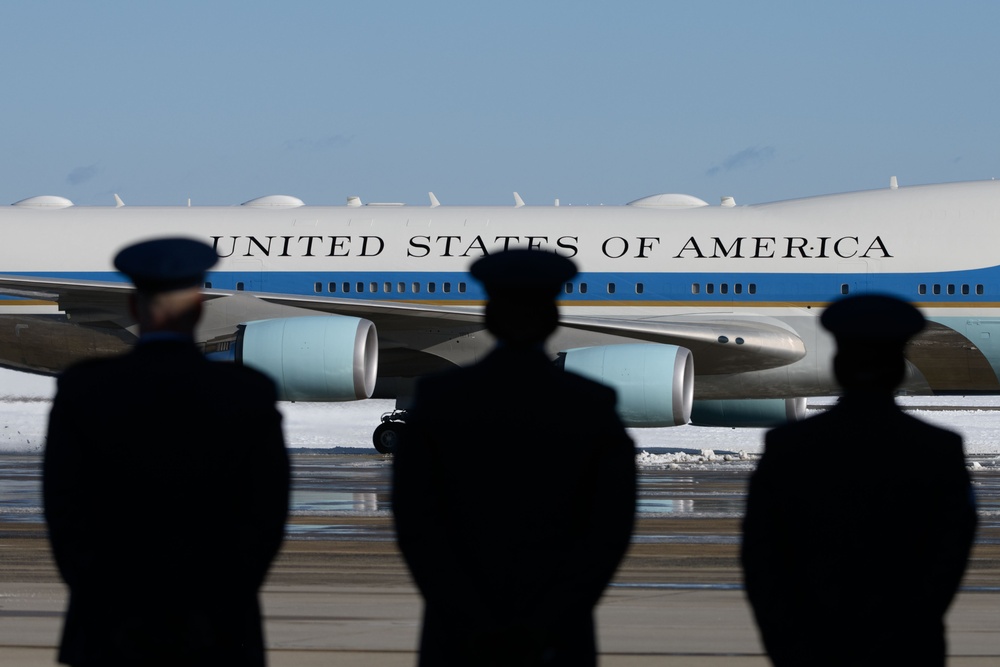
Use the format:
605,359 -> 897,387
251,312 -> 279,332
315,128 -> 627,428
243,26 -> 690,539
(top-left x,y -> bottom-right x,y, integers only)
0,368 -> 998,459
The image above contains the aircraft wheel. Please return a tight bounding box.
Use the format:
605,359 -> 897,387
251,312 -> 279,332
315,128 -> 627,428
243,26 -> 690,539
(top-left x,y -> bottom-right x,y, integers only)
373,422 -> 404,454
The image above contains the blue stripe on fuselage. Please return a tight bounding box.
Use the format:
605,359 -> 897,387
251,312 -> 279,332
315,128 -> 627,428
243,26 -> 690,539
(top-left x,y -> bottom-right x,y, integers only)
14,266 -> 1000,305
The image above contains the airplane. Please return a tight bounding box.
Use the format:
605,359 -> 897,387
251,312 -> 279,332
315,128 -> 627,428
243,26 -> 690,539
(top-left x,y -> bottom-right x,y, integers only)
0,178 -> 996,452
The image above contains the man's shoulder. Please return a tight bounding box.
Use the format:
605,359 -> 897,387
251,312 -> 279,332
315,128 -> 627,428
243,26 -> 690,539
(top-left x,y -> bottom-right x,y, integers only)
765,402 -> 963,451
58,349 -> 276,397
58,355 -> 128,385
559,367 -> 616,395
196,359 -> 279,397
767,410 -> 829,436
417,357 -> 616,401
763,409 -> 839,451
414,365 -> 468,394
896,410 -> 964,448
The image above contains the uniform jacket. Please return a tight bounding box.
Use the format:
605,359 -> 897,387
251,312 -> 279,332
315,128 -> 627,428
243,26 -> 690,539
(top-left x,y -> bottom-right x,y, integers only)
741,394 -> 976,666
44,339 -> 290,667
393,345 -> 637,667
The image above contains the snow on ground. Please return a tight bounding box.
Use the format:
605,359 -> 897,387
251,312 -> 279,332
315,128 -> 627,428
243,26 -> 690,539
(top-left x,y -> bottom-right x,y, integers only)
0,369 -> 998,460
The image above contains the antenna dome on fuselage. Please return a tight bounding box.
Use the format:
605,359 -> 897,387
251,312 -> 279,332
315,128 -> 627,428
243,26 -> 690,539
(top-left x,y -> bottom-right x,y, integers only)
241,195 -> 305,208
627,193 -> 709,208
12,195 -> 74,208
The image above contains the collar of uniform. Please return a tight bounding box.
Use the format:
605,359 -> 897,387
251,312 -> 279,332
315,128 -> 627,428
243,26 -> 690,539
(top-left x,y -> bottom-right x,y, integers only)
137,332 -> 196,345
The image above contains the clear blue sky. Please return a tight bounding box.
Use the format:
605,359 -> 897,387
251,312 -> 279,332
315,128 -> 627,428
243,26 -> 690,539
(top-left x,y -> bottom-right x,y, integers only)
2,1 -> 998,207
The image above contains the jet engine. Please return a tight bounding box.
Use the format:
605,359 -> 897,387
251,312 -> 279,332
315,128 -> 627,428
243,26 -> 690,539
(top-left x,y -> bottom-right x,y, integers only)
558,343 -> 694,427
232,315 -> 378,401
690,397 -> 806,427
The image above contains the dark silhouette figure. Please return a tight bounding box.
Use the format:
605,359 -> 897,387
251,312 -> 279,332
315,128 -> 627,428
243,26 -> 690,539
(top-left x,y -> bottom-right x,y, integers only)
44,238 -> 290,667
741,294 -> 977,666
393,249 -> 636,667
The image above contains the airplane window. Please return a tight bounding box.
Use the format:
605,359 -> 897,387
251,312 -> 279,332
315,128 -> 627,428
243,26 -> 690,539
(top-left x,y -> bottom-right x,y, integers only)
204,281 -> 212,289
579,283 -> 588,294
707,284 -> 714,295
565,283 -> 574,294
933,285 -> 941,295
636,283 -> 644,294
369,282 -> 378,293
734,284 -> 743,295
314,282 -> 322,293
343,282 -> 351,293
692,283 -> 700,294
841,284 -> 849,295
412,282 -> 420,293
384,282 -> 391,293
397,282 -> 405,293
962,284 -> 970,295
918,284 -> 927,295
443,283 -> 451,293
459,282 -> 466,293
978,285 -> 985,295
720,284 -> 729,295
947,284 -> 956,295
428,283 -> 436,293
749,284 -> 757,294
236,282 -> 245,291
328,282 -> 337,293
607,283 -> 616,294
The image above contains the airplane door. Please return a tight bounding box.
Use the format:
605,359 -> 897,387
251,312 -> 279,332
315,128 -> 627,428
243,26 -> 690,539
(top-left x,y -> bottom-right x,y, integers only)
231,259 -> 264,292
837,260 -> 868,296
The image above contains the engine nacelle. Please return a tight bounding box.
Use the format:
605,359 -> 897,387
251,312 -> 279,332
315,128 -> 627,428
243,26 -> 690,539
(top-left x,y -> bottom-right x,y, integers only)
690,398 -> 806,428
235,316 -> 378,401
559,344 -> 694,427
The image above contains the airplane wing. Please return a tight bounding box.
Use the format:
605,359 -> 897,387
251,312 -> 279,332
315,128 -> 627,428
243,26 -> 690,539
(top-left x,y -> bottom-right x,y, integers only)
0,274 -> 489,352
195,289 -> 806,375
0,274 -> 805,377
0,275 -> 132,322
0,275 -> 128,302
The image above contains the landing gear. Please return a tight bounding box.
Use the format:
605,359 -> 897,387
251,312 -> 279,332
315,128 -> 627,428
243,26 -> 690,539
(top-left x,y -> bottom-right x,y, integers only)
373,410 -> 409,454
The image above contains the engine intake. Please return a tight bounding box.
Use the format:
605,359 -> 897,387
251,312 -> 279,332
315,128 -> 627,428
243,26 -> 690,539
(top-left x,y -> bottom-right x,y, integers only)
235,316 -> 378,401
559,344 -> 694,427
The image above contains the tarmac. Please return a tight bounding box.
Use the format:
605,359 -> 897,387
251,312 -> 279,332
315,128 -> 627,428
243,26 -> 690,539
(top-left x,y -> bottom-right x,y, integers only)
2,511 -> 999,666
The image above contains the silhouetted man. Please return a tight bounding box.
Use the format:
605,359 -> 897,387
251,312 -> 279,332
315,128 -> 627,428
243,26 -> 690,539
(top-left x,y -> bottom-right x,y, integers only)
393,249 -> 636,667
44,238 -> 290,667
742,294 -> 976,666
